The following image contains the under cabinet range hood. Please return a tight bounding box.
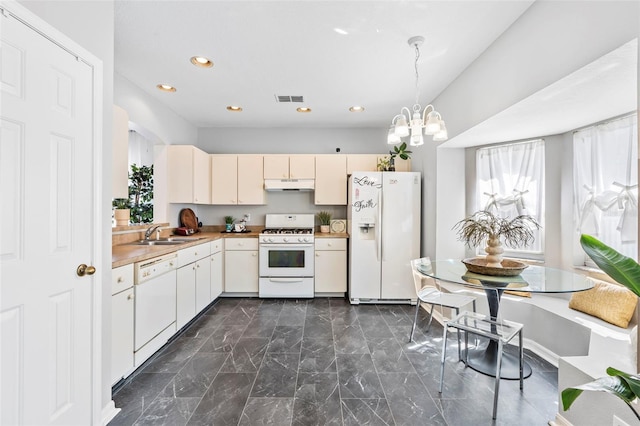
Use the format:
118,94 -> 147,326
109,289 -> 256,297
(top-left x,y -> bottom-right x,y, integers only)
264,179 -> 315,191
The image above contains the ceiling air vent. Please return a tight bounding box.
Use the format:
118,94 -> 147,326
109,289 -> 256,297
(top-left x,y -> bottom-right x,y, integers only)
275,95 -> 304,103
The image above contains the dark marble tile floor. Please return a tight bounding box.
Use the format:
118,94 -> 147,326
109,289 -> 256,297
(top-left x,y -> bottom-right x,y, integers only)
109,298 -> 558,426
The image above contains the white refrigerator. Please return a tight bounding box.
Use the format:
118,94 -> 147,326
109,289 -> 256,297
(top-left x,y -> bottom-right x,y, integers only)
348,172 -> 421,303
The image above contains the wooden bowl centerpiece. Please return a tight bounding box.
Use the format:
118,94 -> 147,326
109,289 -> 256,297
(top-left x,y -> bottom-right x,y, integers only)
462,258 -> 528,277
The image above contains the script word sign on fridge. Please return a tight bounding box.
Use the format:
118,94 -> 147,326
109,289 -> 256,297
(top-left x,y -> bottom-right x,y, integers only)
348,172 -> 421,303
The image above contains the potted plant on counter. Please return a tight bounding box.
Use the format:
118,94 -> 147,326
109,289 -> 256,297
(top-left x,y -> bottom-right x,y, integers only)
317,211 -> 332,233
224,216 -> 236,232
113,198 -> 130,226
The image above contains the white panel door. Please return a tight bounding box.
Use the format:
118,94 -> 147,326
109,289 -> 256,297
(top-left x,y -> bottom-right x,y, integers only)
381,172 -> 421,300
1,8 -> 97,425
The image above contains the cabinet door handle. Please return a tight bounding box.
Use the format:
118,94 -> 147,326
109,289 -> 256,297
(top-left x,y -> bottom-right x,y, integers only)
117,276 -> 123,283
127,293 -> 134,300
252,253 -> 257,257
316,253 -> 320,257
197,264 -> 200,268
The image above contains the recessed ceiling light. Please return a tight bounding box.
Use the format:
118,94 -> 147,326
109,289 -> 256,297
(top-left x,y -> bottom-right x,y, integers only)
227,105 -> 243,112
297,107 -> 312,113
156,84 -> 176,92
190,56 -> 213,68
349,106 -> 365,112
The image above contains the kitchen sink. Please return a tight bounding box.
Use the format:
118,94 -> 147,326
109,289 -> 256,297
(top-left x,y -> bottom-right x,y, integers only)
161,237 -> 207,242
127,237 -> 207,246
128,240 -> 185,246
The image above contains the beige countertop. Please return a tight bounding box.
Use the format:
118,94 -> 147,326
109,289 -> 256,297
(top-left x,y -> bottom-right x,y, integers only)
112,229 -> 349,268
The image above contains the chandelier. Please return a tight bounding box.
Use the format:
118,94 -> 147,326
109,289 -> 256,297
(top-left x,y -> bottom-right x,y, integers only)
387,36 -> 448,146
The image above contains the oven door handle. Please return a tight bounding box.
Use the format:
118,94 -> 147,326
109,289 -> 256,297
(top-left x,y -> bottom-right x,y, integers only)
267,278 -> 306,283
259,244 -> 314,249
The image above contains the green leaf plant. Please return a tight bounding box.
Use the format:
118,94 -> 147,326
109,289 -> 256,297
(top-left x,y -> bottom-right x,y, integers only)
389,142 -> 412,161
560,234 -> 640,421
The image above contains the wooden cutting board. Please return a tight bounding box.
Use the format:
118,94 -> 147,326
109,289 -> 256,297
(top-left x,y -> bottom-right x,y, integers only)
179,208 -> 199,231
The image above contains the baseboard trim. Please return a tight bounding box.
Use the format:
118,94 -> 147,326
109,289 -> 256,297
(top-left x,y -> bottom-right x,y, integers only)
549,413 -> 573,426
101,400 -> 120,426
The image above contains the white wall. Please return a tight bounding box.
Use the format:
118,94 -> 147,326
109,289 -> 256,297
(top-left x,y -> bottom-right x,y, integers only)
114,72 -> 198,146
435,147 -> 466,259
433,1 -> 639,142
198,127 -> 388,154
18,0 -> 116,418
419,0 -> 638,262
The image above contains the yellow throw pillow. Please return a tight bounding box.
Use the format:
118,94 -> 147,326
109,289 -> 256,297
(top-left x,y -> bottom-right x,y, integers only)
569,280 -> 638,328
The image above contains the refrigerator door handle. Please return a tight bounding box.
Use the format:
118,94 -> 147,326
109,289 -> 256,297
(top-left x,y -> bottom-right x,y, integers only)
377,190 -> 382,261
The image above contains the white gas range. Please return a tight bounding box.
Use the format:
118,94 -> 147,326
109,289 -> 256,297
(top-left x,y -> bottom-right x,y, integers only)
258,214 -> 315,298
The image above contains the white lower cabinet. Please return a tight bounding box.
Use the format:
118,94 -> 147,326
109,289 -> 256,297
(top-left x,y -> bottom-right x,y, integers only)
224,238 -> 259,293
315,238 -> 347,294
195,258 -> 212,312
176,241 -> 212,330
176,263 -> 197,330
111,264 -> 134,384
210,240 -> 224,299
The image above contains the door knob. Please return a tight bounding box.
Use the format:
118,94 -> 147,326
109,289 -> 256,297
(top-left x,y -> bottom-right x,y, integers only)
77,264 -> 96,277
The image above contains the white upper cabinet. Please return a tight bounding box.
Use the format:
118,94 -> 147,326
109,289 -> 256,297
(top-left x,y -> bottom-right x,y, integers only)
315,155 -> 347,205
289,155 -> 315,179
166,145 -> 211,204
263,155 -> 289,179
211,154 -> 238,204
211,154 -> 265,205
238,155 -> 265,205
192,147 -> 211,204
264,154 -> 315,179
346,154 -> 378,174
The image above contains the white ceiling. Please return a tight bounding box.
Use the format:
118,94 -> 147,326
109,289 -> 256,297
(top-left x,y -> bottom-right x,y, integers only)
114,1 -> 535,129
442,38 -> 638,148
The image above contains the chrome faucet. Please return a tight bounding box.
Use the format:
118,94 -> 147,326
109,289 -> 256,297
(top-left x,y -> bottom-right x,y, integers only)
145,225 -> 161,240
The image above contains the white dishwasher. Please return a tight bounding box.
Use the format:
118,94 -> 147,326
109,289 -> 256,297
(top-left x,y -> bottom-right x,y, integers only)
133,252 -> 178,367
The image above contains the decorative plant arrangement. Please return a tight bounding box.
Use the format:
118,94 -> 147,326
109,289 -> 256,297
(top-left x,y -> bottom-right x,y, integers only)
561,234 -> 640,421
389,142 -> 412,162
453,210 -> 540,269
377,156 -> 391,172
317,211 -> 332,233
224,215 -> 236,232
377,142 -> 413,171
129,164 -> 154,224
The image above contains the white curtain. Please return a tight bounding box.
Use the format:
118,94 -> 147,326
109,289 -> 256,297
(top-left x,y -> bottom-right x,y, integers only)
128,130 -> 154,167
574,114 -> 638,260
476,139 -> 545,254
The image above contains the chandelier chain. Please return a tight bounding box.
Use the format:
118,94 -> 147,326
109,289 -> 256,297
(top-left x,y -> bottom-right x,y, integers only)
414,42 -> 421,107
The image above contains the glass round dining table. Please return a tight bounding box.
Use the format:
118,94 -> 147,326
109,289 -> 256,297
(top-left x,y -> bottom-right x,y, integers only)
417,259 -> 594,379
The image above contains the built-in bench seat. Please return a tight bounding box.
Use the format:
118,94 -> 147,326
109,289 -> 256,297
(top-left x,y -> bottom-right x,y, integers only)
435,279 -> 638,425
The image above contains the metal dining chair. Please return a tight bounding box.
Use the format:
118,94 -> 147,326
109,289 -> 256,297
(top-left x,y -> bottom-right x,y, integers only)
440,309 -> 524,419
409,258 -> 477,359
